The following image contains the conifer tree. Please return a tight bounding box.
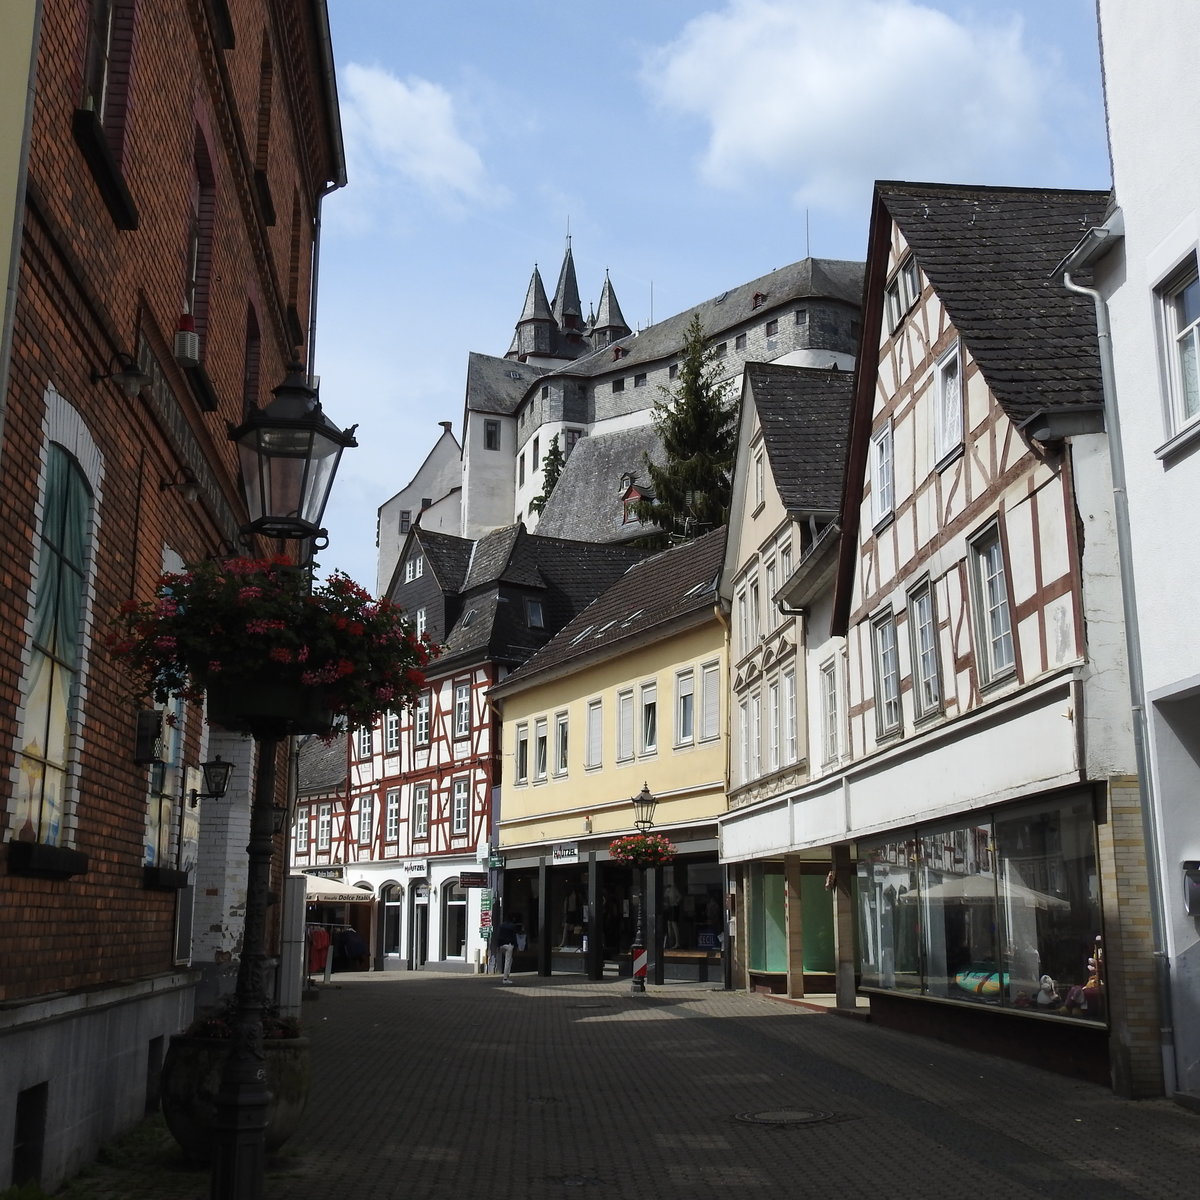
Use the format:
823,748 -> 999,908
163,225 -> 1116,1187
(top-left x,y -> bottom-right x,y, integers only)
633,313 -> 736,541
529,434 -> 565,515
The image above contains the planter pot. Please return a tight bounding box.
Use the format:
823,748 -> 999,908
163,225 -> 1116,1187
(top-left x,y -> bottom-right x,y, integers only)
159,1034 -> 311,1162
206,679 -> 334,736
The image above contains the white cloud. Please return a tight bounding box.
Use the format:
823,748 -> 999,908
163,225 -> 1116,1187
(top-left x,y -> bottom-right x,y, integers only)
643,0 -> 1076,210
337,63 -> 505,226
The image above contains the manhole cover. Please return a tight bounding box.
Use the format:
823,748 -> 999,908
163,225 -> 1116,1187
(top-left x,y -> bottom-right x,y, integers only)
734,1109 -> 837,1127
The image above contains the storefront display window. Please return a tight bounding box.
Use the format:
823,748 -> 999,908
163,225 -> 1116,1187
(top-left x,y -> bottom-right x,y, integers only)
856,793 -> 1104,1023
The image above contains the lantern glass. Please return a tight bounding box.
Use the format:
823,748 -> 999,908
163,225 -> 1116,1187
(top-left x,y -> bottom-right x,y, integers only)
632,783 -> 657,832
201,756 -> 233,799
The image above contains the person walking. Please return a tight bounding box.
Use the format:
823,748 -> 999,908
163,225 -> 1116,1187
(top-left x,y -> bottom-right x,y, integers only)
495,917 -> 518,984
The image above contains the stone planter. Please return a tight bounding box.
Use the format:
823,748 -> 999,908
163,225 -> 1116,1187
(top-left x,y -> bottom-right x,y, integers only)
159,1033 -> 311,1162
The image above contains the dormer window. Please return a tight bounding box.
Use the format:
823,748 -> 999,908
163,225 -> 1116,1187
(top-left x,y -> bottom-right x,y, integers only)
612,346 -> 628,360
620,473 -> 632,491
752,291 -> 767,309
526,598 -> 545,629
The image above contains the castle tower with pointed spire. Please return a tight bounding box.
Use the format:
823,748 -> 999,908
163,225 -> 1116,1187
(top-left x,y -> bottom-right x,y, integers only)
591,271 -> 631,349
508,265 -> 555,360
507,242 -> 613,365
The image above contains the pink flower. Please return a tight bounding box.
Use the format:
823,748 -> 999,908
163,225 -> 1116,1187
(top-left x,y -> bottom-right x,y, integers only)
207,660 -> 223,673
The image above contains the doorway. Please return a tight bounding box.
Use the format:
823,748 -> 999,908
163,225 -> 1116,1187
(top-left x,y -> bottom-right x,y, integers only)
442,878 -> 467,960
408,880 -> 429,969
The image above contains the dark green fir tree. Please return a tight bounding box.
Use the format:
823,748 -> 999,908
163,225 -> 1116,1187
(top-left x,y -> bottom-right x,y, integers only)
529,433 -> 566,515
633,313 -> 736,543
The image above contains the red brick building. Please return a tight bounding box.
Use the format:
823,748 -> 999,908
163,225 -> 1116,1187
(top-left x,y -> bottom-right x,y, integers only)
0,1 -> 344,1188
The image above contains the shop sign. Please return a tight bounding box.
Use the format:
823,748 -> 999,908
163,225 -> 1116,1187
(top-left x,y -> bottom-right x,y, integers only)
459,871 -> 488,887
401,860 -> 427,877
552,842 -> 579,865
479,927 -> 492,938
480,889 -> 493,909
307,867 -> 343,880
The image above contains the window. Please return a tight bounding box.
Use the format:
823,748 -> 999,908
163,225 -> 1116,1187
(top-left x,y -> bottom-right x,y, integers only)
634,373 -> 647,387
617,691 -> 634,761
909,582 -> 942,717
317,803 -> 332,850
764,559 -> 777,631
700,662 -> 720,741
555,712 -> 569,774
452,778 -> 469,835
735,333 -> 747,351
534,718 -> 548,780
518,454 -> 525,486
413,786 -> 429,839
385,709 -> 400,753
715,341 -> 727,358
83,0 -> 134,163
541,385 -> 549,399
622,497 -> 641,525
359,793 -> 373,845
484,419 -> 501,450
820,660 -> 838,764
357,725 -> 372,758
676,671 -> 695,745
453,681 -> 471,739
753,449 -> 765,510
565,428 -> 583,455
525,598 -> 544,629
1160,258 -> 1200,431
935,342 -> 963,461
415,607 -> 427,639
13,445 -> 94,845
749,691 -> 762,778
515,724 -> 529,783
870,422 -> 894,525
779,538 -> 792,581
738,699 -> 750,784
885,254 -> 920,330
737,590 -> 749,656
399,510 -> 411,534
971,526 -> 1015,681
532,436 -> 540,463
612,378 -> 625,393
385,789 -> 400,841
586,700 -> 602,768
295,807 -> 309,852
767,680 -> 781,771
185,132 -> 216,354
415,691 -> 430,746
783,668 -> 797,764
872,612 -> 901,735
794,309 -> 807,326
669,364 -> 678,381
749,577 -> 760,644
640,683 -> 658,754
242,307 -> 261,413
764,319 -> 778,337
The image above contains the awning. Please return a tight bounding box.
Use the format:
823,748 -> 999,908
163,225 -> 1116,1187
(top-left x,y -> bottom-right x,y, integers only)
292,874 -> 375,903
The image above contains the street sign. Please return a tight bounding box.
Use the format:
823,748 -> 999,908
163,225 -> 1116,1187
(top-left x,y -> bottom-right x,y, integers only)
487,854 -> 505,868
460,871 -> 488,887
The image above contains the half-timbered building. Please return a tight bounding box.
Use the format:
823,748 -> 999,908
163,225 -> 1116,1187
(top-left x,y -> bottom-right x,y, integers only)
721,182 -> 1163,1096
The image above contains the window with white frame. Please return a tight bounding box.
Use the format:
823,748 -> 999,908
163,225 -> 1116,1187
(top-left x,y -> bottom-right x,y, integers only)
749,690 -> 762,778
356,724 -> 372,758
404,555 -> 424,583
534,718 -> 548,779
640,682 -> 658,754
820,660 -> 838,764
764,558 -> 777,630
700,661 -> 720,741
767,679 -> 781,771
385,709 -> 400,753
676,670 -> 695,745
779,536 -> 792,581
452,778 -> 469,835
1159,258 -> 1200,433
617,690 -> 634,761
385,788 -> 400,841
753,448 -> 765,510
586,700 -> 602,768
555,712 -> 569,774
359,793 -> 373,845
909,581 -> 942,717
749,577 -> 761,643
935,341 -> 963,462
971,525 -> 1015,682
453,681 -> 471,739
783,667 -> 798,765
515,724 -> 529,783
415,691 -> 430,746
872,611 -> 902,735
317,803 -> 331,850
413,785 -> 429,838
295,807 -> 309,852
738,699 -> 750,784
885,254 -> 920,331
870,422 -> 895,525
415,607 -> 427,639
737,589 -> 749,656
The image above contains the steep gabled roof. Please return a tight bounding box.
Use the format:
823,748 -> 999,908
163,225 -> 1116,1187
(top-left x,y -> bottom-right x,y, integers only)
297,731 -> 348,797
518,266 -> 554,324
878,181 -> 1108,422
465,352 -> 549,416
746,362 -> 855,514
493,527 -> 727,694
416,528 -> 473,593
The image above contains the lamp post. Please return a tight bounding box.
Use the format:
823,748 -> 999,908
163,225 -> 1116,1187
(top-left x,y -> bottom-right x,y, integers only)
629,783 -> 657,996
210,365 -> 355,1200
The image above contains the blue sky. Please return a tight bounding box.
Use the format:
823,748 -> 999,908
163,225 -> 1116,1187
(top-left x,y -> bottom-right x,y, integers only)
314,0 -> 1111,589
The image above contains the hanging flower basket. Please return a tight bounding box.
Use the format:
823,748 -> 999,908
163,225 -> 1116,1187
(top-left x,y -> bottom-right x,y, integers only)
109,555 -> 437,732
609,832 -> 678,868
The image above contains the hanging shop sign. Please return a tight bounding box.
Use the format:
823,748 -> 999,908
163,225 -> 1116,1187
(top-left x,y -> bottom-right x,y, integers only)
306,867 -> 343,880
459,871 -> 488,888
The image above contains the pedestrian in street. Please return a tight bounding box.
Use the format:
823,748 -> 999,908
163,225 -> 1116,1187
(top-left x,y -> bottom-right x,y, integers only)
495,916 -> 518,984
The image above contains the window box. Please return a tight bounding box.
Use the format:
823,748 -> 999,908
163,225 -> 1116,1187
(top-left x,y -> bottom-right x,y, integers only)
7,840 -> 89,880
144,865 -> 190,891
71,107 -> 138,230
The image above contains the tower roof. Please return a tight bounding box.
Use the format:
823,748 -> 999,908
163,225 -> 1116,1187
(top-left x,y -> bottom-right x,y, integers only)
551,244 -> 584,329
592,272 -> 630,338
517,266 -> 553,325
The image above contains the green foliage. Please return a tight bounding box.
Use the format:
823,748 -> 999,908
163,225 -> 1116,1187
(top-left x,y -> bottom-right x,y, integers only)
633,313 -> 736,543
529,434 -> 566,515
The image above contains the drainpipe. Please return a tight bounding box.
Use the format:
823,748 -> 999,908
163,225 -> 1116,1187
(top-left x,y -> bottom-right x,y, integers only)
1060,217 -> 1176,1094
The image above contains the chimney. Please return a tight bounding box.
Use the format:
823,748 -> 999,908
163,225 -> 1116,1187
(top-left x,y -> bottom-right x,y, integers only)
439,420 -> 453,434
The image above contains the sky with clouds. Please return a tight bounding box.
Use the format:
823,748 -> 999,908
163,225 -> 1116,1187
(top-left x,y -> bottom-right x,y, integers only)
314,0 -> 1110,590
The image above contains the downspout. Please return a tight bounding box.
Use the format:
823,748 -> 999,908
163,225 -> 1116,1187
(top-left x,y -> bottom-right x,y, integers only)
1061,224 -> 1176,1094
712,600 -> 735,991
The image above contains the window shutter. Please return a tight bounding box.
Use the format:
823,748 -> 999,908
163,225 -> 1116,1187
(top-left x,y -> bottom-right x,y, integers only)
587,703 -> 602,766
618,693 -> 633,759
701,665 -> 719,740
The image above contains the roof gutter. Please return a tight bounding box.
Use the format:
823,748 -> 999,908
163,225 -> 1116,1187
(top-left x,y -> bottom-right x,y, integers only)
1058,207 -> 1176,1095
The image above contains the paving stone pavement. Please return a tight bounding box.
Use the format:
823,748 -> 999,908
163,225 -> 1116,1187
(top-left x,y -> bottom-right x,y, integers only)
57,970 -> 1200,1199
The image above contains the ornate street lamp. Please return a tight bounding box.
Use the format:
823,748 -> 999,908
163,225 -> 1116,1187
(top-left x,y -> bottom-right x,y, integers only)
228,363 -> 358,543
210,367 -> 354,1200
200,756 -> 233,800
630,783 -> 655,995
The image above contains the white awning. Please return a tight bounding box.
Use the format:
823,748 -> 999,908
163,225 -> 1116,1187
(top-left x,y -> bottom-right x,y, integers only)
292,874 -> 375,903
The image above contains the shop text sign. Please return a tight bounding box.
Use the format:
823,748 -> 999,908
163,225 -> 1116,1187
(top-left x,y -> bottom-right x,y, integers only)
552,843 -> 579,865
459,871 -> 488,887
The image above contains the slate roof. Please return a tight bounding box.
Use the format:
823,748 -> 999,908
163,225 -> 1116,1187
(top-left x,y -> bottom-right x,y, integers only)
465,352 -> 548,416
438,526 -> 648,669
493,527 -> 727,693
879,182 -> 1109,422
417,529 -> 473,593
534,424 -> 666,543
297,731 -> 347,797
745,363 -> 855,514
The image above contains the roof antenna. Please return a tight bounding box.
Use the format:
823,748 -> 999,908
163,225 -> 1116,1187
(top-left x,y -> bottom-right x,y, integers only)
566,215 -> 571,252
806,209 -> 811,259
650,280 -> 654,327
